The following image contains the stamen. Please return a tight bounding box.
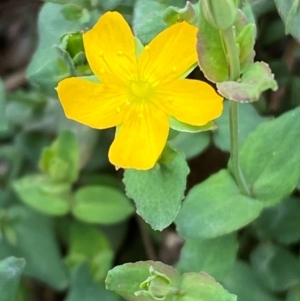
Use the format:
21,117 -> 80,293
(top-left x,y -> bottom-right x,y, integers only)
116,107 -> 121,113
144,45 -> 150,50
126,101 -> 131,105
117,50 -> 123,56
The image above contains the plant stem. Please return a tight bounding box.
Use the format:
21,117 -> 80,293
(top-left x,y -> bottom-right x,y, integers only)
221,27 -> 250,196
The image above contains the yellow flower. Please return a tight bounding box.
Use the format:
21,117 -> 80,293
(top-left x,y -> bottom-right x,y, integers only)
57,11 -> 223,170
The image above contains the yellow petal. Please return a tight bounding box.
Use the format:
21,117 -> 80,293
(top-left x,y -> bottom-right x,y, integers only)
138,22 -> 198,84
109,104 -> 169,170
156,79 -> 223,125
83,12 -> 138,83
57,77 -> 128,129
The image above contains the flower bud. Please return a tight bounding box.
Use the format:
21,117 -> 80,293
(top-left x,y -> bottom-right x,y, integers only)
135,266 -> 172,300
201,0 -> 238,29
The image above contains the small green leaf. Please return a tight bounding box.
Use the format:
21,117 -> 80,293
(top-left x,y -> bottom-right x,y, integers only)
177,233 -> 238,281
254,197 -> 300,244
217,62 -> 278,102
13,175 -> 71,216
175,169 -> 263,239
169,117 -> 216,133
39,130 -> 79,183
72,186 -> 134,224
177,272 -> 237,301
236,23 -> 256,72
197,6 -> 229,82
105,261 -> 180,301
163,1 -> 196,26
65,222 -> 113,282
123,146 -> 189,230
237,106 -> 300,206
223,261 -> 280,301
0,257 -> 25,301
250,244 -> 300,292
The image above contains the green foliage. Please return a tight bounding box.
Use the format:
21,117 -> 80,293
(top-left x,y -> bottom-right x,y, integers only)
236,105 -> 300,206
0,257 -> 25,301
124,146 -> 189,230
217,62 -> 278,102
106,261 -> 236,301
176,234 -> 238,281
1,1 -> 300,300
0,206 -> 68,290
132,0 -> 185,44
175,169 -> 263,239
72,186 -> 134,224
213,101 -> 267,151
274,0 -> 300,41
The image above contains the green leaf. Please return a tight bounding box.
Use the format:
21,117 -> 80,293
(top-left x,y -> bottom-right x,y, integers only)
177,272 -> 237,301
223,261 -> 280,301
0,80 -> 8,132
65,263 -> 120,301
253,197 -> 300,244
132,0 -> 185,44
175,169 -> 263,239
123,146 -> 189,231
213,100 -> 267,152
72,186 -> 134,224
0,206 -> 68,290
170,131 -> 210,160
39,130 -> 79,183
0,257 -> 25,301
237,106 -> 300,206
26,3 -> 85,96
236,23 -> 256,72
274,0 -> 300,42
197,6 -> 229,82
65,222 -> 113,282
250,244 -> 300,292
177,233 -> 238,281
13,175 -> 71,216
106,261 -> 181,301
169,117 -> 216,133
163,1 -> 196,26
217,62 -> 278,102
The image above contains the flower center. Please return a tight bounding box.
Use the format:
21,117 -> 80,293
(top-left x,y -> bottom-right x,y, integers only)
130,81 -> 151,98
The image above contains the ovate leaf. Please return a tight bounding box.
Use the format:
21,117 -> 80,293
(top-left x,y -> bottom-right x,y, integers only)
237,106 -> 300,206
175,169 -> 263,239
124,146 -> 189,230
72,186 -> 134,224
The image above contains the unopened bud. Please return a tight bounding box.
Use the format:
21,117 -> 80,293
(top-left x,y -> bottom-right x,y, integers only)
201,0 -> 238,29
